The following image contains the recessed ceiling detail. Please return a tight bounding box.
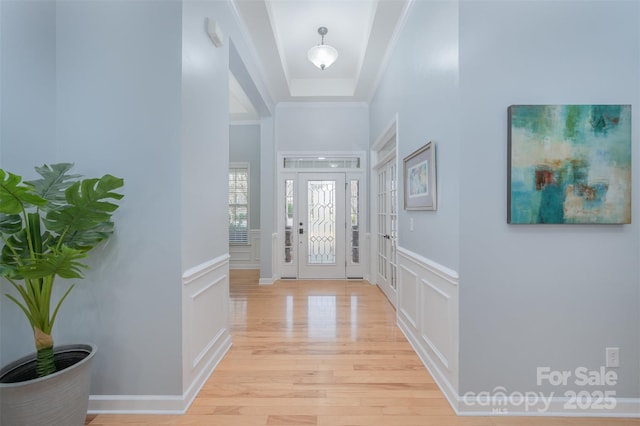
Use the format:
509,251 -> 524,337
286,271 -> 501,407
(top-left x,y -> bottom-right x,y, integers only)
232,0 -> 411,102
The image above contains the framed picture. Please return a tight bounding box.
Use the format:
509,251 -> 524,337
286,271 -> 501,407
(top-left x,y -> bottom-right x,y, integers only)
403,141 -> 437,210
508,104 -> 632,224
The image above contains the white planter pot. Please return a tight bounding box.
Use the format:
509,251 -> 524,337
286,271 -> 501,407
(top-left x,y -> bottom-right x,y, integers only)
0,343 -> 96,426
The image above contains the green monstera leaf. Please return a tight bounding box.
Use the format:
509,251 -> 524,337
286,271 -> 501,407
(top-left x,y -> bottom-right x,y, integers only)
44,174 -> 124,252
0,213 -> 23,235
0,213 -> 54,279
26,163 -> 81,211
0,169 -> 46,214
19,245 -> 88,280
45,175 -> 124,234
0,163 -> 124,379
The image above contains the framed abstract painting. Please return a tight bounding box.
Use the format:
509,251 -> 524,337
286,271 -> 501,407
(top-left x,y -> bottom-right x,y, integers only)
403,141 -> 436,211
508,104 -> 631,224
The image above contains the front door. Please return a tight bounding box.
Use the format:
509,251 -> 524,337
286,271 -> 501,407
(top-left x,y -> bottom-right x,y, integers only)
298,173 -> 346,279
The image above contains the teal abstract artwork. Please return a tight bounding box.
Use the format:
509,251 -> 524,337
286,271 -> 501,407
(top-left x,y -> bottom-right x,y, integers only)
508,105 -> 632,224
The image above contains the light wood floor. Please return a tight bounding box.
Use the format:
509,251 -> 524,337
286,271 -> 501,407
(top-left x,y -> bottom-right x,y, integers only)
87,270 -> 639,425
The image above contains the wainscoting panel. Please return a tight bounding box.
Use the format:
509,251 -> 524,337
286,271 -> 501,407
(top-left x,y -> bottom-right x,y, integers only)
88,254 -> 232,414
230,229 -> 261,269
398,264 -> 419,329
181,254 -> 232,410
258,233 -> 277,284
396,246 -> 459,409
420,277 -> 453,370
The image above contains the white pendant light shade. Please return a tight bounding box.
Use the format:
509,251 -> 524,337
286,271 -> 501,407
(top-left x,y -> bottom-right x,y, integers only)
308,27 -> 338,70
307,44 -> 338,70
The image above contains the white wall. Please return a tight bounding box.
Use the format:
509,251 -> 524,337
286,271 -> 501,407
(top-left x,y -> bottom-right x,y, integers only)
458,0 -> 639,400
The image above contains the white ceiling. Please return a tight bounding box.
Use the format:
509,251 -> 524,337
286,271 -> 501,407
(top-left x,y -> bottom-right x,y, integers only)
229,0 -> 410,120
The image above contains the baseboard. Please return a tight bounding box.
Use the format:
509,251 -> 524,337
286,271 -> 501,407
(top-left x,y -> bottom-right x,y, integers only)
395,248 -> 639,419
259,277 -> 274,285
88,395 -> 186,414
88,333 -> 232,414
230,263 -> 260,270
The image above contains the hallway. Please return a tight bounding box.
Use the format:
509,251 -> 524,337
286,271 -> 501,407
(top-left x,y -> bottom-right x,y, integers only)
87,271 -> 639,425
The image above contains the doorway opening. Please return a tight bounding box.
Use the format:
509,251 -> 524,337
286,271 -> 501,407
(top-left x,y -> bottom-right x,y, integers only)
371,118 -> 398,307
277,153 -> 366,279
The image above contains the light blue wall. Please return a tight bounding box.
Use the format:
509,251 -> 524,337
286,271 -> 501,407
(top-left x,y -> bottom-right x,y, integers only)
260,117 -> 275,280
0,0 -> 59,364
58,0 -> 183,395
458,0 -> 639,396
181,1 -> 272,273
371,0 -> 639,400
0,0 -> 57,171
369,0 -> 461,271
276,103 -> 369,152
230,124 -> 261,230
181,0 -> 230,269
1,0 -> 184,396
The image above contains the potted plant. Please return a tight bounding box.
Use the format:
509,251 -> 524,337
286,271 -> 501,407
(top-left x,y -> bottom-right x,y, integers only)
0,163 -> 124,426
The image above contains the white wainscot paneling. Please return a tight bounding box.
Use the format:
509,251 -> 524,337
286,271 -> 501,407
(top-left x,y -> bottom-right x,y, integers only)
88,254 -> 232,414
398,265 -> 419,329
397,247 -> 459,412
181,254 -> 232,410
420,276 -> 454,370
230,229 -> 261,269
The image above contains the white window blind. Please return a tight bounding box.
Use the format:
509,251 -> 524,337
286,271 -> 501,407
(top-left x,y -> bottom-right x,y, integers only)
229,164 -> 249,244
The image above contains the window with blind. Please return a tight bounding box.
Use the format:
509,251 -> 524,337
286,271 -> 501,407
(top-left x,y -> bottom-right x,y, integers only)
229,164 -> 249,244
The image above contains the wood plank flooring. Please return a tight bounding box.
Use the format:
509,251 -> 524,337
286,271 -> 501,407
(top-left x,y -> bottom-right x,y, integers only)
87,270 -> 639,425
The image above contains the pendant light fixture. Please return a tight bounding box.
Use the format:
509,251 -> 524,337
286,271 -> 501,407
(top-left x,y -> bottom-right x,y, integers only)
307,27 -> 338,70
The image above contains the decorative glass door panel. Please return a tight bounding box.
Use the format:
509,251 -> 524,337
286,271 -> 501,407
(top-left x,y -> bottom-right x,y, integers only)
307,180 -> 336,264
284,179 -> 295,265
299,173 -> 346,279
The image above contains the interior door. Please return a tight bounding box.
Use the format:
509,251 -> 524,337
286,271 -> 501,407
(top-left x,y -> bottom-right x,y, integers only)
298,173 -> 346,279
376,160 -> 398,306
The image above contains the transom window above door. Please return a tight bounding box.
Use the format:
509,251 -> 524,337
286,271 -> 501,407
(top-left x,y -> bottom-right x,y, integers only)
282,156 -> 361,170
